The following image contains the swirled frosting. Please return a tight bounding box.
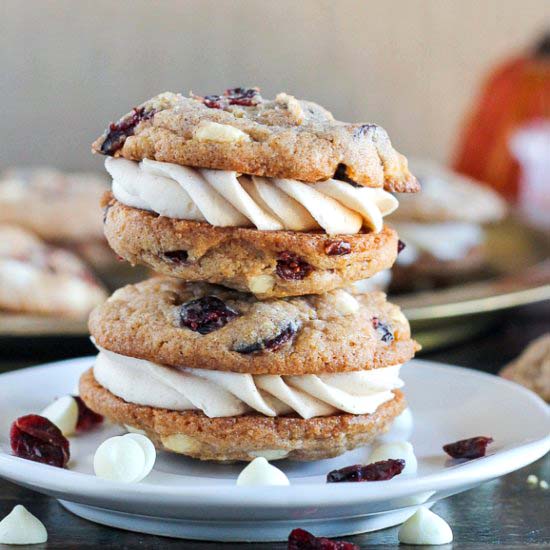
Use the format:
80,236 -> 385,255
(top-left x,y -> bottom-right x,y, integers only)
105,157 -> 398,234
94,347 -> 403,419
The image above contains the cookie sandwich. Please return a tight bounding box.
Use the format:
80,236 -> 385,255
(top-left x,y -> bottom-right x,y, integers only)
81,88 -> 420,461
83,278 -> 418,461
389,158 -> 507,291
94,88 -> 418,299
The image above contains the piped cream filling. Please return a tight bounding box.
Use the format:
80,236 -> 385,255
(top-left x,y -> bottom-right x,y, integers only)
94,347 -> 403,420
106,157 -> 398,235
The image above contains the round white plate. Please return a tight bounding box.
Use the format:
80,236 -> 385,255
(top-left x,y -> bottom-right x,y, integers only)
0,357 -> 548,542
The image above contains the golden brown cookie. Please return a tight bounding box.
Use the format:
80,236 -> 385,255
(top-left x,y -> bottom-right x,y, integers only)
92,89 -> 418,192
80,368 -> 406,462
103,196 -> 399,299
500,334 -> 550,402
89,277 -> 419,375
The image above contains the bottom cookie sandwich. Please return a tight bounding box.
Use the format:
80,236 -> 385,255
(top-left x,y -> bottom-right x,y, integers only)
83,277 -> 418,461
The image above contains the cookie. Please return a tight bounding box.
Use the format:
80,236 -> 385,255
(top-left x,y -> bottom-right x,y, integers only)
79,368 -> 406,462
500,334 -> 550,402
390,158 -> 506,223
0,225 -> 107,317
103,196 -> 399,298
89,277 -> 419,375
92,89 -> 419,193
0,167 -> 108,242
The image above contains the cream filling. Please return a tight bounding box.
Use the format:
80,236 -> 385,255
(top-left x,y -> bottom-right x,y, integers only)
106,157 -> 398,235
394,221 -> 484,264
94,347 -> 403,420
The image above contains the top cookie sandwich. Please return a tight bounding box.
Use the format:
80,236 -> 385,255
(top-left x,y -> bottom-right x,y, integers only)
94,89 -> 419,298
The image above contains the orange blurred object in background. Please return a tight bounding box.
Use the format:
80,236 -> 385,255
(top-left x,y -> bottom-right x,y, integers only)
453,33 -> 550,201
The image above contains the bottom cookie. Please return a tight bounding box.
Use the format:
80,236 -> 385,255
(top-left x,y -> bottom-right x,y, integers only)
79,368 -> 406,462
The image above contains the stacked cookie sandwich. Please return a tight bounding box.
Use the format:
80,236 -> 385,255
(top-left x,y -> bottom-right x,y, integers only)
81,88 -> 420,461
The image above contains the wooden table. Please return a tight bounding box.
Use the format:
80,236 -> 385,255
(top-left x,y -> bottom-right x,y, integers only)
0,302 -> 548,548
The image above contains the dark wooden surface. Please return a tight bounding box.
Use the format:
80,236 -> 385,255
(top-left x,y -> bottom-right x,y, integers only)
0,302 -> 548,549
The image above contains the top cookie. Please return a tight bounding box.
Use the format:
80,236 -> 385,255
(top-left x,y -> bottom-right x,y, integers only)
92,88 -> 419,192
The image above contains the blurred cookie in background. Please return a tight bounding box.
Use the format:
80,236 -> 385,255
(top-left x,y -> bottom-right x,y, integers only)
0,225 -> 107,318
388,158 -> 507,292
0,167 -> 115,271
500,334 -> 550,402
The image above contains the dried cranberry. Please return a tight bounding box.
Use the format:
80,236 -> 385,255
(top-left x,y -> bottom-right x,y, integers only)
10,414 -> 70,468
324,240 -> 351,256
164,250 -> 189,264
333,163 -> 360,187
288,528 -> 359,550
397,239 -> 406,254
276,252 -> 313,281
371,316 -> 394,343
235,322 -> 297,354
353,123 -> 377,139
199,87 -> 261,110
180,296 -> 239,335
327,459 -> 405,483
443,436 -> 493,459
100,106 -> 155,156
74,396 -> 104,432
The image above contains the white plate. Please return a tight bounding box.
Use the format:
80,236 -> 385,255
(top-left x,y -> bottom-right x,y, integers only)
0,357 -> 548,542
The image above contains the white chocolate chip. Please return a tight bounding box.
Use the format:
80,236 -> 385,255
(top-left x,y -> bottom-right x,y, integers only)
249,449 -> 290,461
94,436 -> 146,483
332,289 -> 360,315
369,441 -> 418,475
0,505 -> 48,545
125,424 -> 148,436
398,507 -> 453,545
161,433 -> 201,454
275,93 -> 305,124
123,433 -> 156,480
248,275 -> 275,295
236,457 -> 290,486
540,480 -> 549,490
194,120 -> 251,143
40,395 -> 78,436
527,474 -> 539,485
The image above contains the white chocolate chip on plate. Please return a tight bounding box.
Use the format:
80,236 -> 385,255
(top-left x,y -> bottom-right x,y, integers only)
0,505 -> 48,545
369,441 -> 418,475
40,395 -> 78,437
94,433 -> 156,483
236,457 -> 290,486
398,507 -> 453,545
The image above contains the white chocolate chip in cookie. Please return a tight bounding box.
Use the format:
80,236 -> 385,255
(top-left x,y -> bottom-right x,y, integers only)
275,93 -> 305,124
332,289 -> 360,315
398,507 -> 453,545
0,505 -> 48,545
194,120 -> 251,143
161,434 -> 201,454
248,275 -> 276,295
249,449 -> 290,461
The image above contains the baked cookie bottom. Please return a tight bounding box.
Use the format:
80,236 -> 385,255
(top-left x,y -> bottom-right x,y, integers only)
80,368 -> 406,462
103,196 -> 399,299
